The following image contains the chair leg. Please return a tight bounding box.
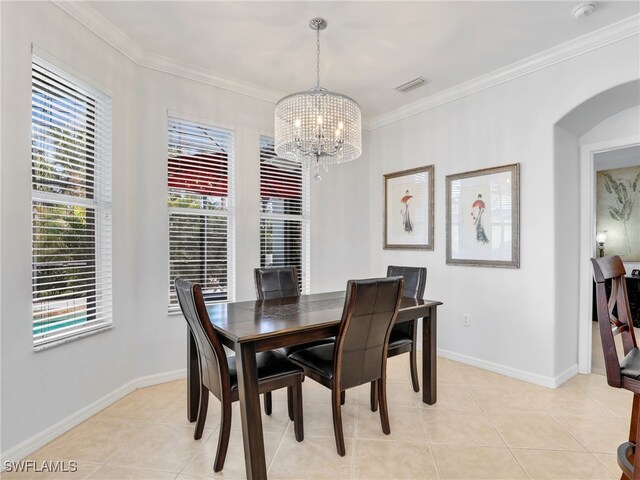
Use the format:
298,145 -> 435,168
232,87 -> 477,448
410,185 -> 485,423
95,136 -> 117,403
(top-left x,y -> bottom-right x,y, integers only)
264,391 -> 272,416
340,390 -> 346,405
194,384 -> 209,440
292,376 -> 304,442
370,380 -> 378,412
377,376 -> 391,435
409,345 -> 420,393
629,394 -> 640,443
631,394 -> 640,480
213,397 -> 233,472
287,386 -> 294,421
331,388 -> 346,456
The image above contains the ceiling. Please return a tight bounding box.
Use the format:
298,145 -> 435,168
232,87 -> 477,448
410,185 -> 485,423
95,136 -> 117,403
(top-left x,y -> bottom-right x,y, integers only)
85,1 -> 640,119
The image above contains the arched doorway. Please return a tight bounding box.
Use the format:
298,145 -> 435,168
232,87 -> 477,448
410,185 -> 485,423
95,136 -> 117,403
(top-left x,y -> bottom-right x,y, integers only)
555,80 -> 640,374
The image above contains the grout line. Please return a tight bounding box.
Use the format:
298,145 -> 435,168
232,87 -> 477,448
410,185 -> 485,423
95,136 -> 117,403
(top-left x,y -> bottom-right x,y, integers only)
417,388 -> 441,480
470,389 -> 531,479
176,418 -> 219,476
544,407 -> 608,454
101,389 -> 214,475
266,418 -> 288,475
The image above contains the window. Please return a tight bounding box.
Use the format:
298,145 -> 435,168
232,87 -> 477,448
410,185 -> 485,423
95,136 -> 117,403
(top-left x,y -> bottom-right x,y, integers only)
31,57 -> 112,348
168,118 -> 233,311
259,136 -> 310,292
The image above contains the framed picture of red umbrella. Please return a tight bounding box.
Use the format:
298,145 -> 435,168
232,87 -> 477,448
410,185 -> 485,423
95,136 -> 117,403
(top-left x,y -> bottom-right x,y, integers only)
384,165 -> 434,250
445,163 -> 520,268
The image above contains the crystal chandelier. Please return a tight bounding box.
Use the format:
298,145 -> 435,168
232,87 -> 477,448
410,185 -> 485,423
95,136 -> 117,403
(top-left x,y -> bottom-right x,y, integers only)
274,17 -> 362,182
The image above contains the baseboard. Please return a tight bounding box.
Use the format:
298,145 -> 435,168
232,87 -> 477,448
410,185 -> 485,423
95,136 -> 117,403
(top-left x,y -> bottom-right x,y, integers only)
136,368 -> 186,389
553,364 -> 580,388
436,348 -> 579,389
1,369 -> 186,467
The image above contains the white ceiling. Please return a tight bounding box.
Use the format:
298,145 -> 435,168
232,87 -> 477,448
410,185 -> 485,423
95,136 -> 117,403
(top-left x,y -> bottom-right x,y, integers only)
86,1 -> 640,119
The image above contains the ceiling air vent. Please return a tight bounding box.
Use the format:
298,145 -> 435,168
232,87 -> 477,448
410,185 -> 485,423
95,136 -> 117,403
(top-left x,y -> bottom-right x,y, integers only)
394,76 -> 429,93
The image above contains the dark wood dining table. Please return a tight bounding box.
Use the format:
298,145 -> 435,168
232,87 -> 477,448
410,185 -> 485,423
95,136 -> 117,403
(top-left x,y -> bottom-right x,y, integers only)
186,291 -> 442,480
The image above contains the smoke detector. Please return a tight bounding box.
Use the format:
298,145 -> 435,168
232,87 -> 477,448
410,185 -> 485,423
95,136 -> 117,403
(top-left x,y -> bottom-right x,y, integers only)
394,76 -> 430,93
572,2 -> 597,19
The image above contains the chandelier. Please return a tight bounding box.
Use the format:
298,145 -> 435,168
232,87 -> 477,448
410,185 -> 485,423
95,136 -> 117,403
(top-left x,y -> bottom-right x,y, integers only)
274,17 -> 362,182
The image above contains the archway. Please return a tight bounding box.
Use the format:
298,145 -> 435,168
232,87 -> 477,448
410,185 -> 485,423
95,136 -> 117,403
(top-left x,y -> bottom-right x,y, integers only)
555,80 -> 640,374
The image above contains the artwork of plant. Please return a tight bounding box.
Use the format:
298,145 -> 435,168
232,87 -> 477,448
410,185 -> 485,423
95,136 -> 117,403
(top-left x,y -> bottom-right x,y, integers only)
602,171 -> 640,255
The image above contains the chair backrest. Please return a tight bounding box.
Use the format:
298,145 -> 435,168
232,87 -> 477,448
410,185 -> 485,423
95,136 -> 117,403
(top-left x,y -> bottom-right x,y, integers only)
591,256 -> 637,388
387,265 -> 426,299
333,277 -> 404,390
175,278 -> 230,398
254,267 -> 300,300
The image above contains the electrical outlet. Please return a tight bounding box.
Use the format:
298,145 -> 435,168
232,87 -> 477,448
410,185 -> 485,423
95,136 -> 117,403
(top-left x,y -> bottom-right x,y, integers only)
462,314 -> 470,326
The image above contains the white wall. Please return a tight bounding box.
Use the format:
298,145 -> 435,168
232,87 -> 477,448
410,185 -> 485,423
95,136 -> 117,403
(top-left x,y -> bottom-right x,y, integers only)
1,1 -> 138,454
367,36 -> 639,385
310,131 -> 371,293
553,126 -> 581,376
581,105 -> 640,146
0,1 -> 370,455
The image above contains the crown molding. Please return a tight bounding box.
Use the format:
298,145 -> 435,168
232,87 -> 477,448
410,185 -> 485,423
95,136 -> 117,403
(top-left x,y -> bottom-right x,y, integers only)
366,13 -> 640,130
53,1 -> 145,62
52,1 -> 283,103
139,50 -> 283,103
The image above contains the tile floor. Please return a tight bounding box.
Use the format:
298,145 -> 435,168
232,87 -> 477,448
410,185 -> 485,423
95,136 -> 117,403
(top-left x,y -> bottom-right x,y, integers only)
3,353 -> 632,479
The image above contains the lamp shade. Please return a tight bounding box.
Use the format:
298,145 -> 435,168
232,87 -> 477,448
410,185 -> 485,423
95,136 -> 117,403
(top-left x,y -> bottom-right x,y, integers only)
596,230 -> 608,244
274,88 -> 362,164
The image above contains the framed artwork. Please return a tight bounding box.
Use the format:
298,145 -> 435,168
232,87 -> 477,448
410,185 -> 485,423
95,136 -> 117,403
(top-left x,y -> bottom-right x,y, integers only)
383,165 -> 434,250
446,163 -> 520,268
596,166 -> 640,261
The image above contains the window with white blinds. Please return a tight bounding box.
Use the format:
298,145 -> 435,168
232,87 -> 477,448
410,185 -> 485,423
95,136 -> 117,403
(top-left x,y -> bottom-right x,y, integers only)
168,117 -> 234,311
259,136 -> 310,293
31,56 -> 113,348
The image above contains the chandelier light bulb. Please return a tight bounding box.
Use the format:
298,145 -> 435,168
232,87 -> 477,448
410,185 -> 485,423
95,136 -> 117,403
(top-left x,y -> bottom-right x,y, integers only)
294,119 -> 301,128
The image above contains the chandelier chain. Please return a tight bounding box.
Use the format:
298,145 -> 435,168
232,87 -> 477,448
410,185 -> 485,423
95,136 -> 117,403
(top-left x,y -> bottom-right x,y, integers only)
316,27 -> 321,88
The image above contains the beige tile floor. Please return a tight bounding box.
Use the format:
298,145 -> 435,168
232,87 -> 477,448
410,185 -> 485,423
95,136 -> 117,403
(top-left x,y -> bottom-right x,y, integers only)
3,353 -> 633,480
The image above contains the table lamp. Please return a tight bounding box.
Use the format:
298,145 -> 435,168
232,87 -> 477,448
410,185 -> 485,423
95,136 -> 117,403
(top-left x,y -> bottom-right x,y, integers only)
596,230 -> 607,257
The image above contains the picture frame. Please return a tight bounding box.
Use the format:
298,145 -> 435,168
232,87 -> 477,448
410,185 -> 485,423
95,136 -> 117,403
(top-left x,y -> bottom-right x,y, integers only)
596,166 -> 640,261
383,165 -> 434,250
446,163 -> 520,268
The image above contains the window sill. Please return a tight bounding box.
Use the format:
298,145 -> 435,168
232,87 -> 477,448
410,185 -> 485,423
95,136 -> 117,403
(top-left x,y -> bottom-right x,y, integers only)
34,324 -> 113,352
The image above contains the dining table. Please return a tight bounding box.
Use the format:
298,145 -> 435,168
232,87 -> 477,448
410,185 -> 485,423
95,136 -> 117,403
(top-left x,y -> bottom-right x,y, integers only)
186,291 -> 443,480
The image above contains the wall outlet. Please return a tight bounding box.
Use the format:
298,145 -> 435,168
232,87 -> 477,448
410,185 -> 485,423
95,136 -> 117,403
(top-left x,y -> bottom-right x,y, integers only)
462,314 -> 470,326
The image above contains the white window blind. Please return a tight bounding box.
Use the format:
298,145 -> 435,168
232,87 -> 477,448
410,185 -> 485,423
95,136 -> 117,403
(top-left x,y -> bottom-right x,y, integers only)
168,117 -> 234,311
31,56 -> 113,348
259,136 -> 310,293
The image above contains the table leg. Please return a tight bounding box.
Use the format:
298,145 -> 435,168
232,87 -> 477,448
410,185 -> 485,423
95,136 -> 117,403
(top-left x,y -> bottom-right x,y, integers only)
422,307 -> 437,405
235,342 -> 267,480
188,328 -> 199,422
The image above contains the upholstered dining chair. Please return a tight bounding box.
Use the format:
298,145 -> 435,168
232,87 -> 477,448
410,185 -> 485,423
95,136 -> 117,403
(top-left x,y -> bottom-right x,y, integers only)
592,256 -> 640,479
254,266 -> 335,416
289,276 -> 404,456
254,267 -> 337,357
175,278 -> 305,472
254,266 -> 300,300
386,265 -> 426,392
